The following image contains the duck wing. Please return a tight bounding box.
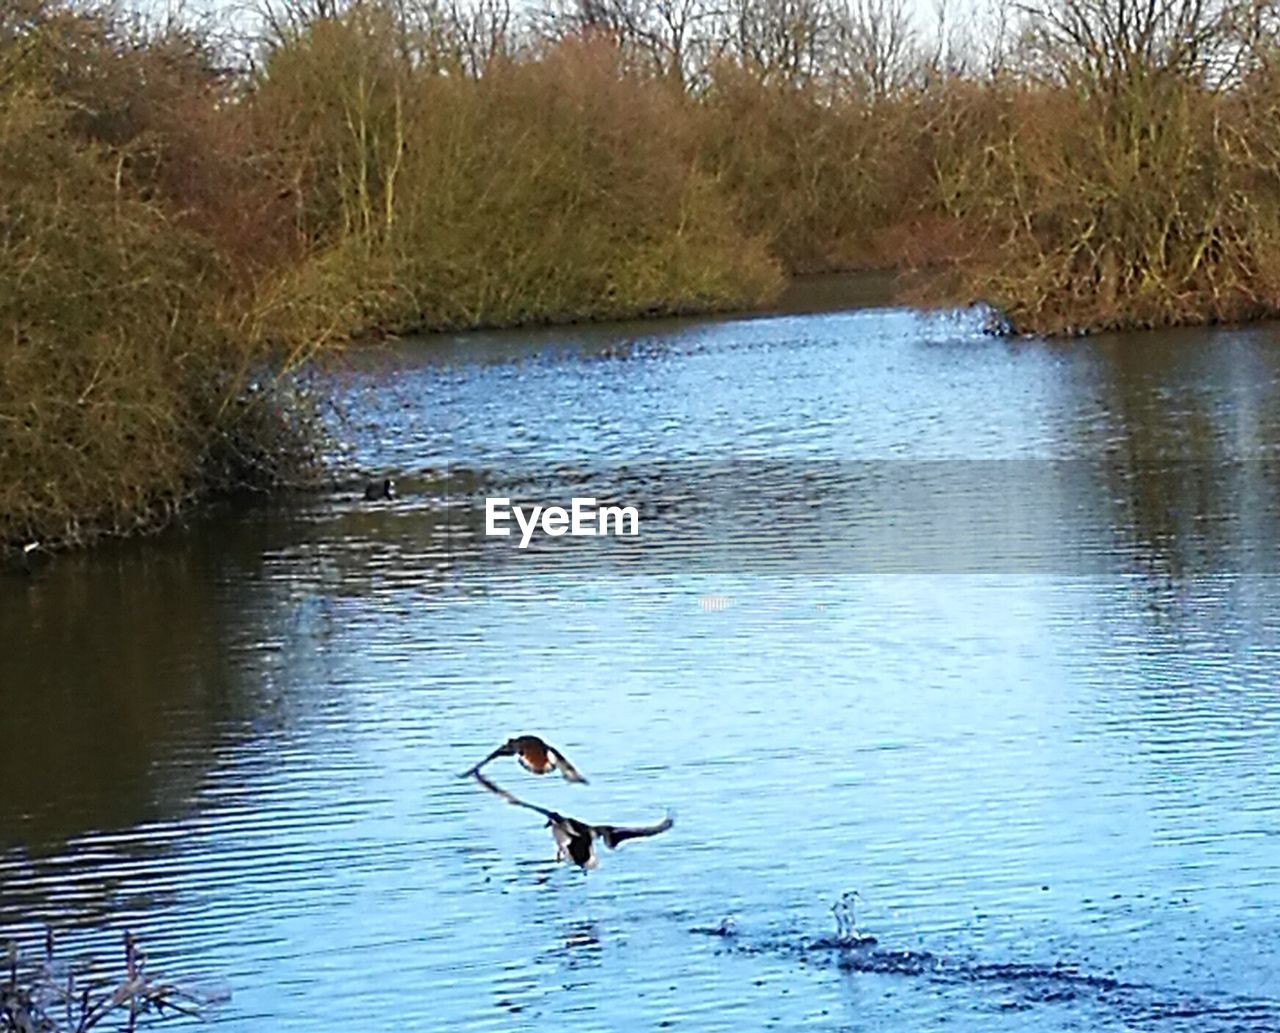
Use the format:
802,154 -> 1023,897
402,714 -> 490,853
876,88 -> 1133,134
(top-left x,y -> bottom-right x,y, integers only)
471,771 -> 558,820
592,815 -> 674,849
546,745 -> 589,784
458,743 -> 513,778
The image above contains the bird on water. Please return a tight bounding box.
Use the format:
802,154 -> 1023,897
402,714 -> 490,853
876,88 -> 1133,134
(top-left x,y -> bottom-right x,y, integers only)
471,771 -> 673,870
363,478 -> 394,501
460,735 -> 589,783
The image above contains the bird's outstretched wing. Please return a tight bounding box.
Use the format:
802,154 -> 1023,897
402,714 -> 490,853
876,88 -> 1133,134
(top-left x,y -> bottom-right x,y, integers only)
593,816 -> 674,849
471,771 -> 558,820
458,743 -> 512,778
547,746 -> 589,784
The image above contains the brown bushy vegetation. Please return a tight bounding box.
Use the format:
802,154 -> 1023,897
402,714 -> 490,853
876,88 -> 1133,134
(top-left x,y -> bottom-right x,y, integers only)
254,15 -> 781,332
930,2 -> 1280,335
9,0 -> 1280,551
0,4 -> 319,553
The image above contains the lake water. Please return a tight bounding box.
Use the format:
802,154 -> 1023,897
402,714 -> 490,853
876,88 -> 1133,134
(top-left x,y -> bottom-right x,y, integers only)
3,281 -> 1280,1031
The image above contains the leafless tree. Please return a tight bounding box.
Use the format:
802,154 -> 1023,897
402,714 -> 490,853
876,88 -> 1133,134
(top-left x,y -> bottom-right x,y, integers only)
439,0 -> 516,72
1014,0 -> 1245,88
831,0 -> 919,99
249,0 -> 351,46
534,0 -> 720,85
711,0 -> 839,85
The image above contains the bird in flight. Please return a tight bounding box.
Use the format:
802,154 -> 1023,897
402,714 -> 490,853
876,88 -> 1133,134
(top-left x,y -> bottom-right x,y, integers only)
460,735 -> 588,783
471,771 -> 673,870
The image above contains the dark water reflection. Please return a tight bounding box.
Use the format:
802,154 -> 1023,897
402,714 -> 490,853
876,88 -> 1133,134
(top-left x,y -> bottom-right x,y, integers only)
3,284 -> 1280,1031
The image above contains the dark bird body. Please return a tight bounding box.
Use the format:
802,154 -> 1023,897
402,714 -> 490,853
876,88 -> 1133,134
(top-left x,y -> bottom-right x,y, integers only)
461,735 -> 588,783
471,772 -> 672,870
363,478 -> 394,501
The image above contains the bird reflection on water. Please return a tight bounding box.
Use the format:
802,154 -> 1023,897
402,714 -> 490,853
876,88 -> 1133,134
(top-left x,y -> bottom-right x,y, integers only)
560,921 -> 601,955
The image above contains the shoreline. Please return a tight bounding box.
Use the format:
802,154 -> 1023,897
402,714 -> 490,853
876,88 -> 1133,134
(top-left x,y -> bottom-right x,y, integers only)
6,263 -> 1279,565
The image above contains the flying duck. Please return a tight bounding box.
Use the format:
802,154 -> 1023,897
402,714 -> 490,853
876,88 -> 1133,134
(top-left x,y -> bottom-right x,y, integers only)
460,735 -> 588,783
471,771 -> 673,870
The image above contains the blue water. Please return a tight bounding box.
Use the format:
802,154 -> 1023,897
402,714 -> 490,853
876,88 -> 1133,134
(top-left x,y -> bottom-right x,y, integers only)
3,291 -> 1279,1031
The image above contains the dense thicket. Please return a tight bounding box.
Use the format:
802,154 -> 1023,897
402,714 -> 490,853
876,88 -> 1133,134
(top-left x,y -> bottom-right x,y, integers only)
0,4 -> 319,551
213,0 -> 1280,333
8,0 -> 1280,550
252,12 -> 781,332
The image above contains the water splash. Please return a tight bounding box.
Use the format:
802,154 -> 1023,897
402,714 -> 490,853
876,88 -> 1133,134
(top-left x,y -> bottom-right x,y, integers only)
691,898 -> 1280,1032
828,890 -> 878,948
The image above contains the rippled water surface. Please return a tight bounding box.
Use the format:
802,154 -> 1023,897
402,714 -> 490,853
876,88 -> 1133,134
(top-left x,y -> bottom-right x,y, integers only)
4,281 -> 1280,1031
